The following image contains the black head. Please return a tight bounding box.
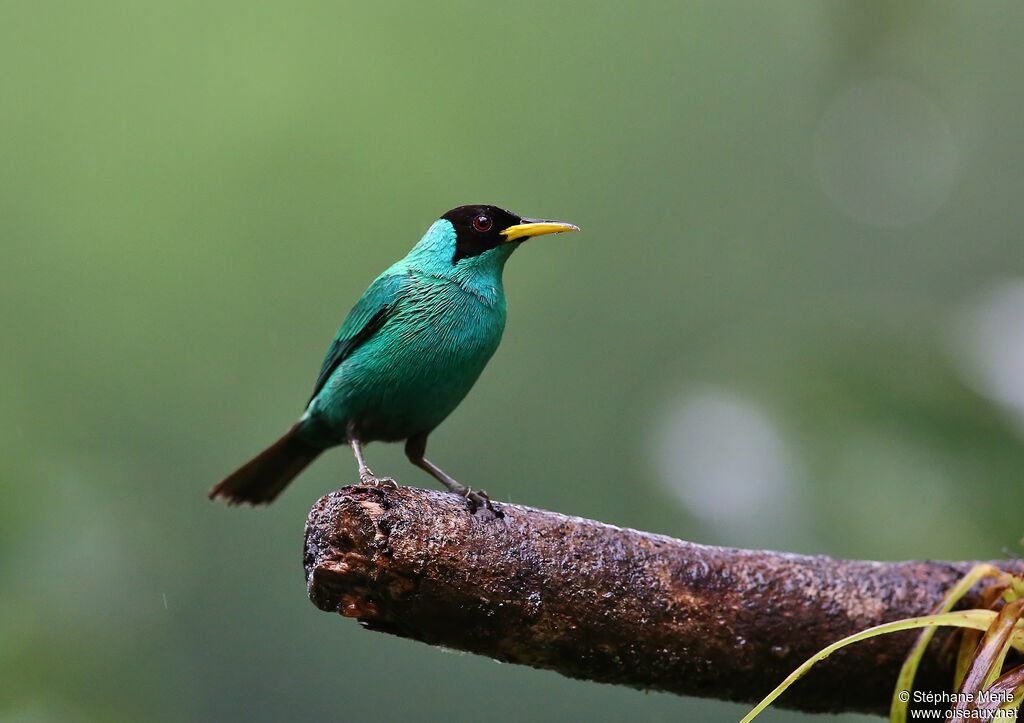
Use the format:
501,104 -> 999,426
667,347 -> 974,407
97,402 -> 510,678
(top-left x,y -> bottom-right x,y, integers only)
443,205 -> 523,264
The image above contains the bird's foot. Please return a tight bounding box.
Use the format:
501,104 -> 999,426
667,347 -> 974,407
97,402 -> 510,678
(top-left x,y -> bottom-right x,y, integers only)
464,488 -> 503,519
359,468 -> 398,489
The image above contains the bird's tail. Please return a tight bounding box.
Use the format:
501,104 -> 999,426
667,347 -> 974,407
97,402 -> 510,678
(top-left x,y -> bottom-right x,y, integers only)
209,424 -> 322,505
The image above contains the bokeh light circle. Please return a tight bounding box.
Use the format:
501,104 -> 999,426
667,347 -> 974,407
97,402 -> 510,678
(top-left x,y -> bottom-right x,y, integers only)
814,77 -> 957,227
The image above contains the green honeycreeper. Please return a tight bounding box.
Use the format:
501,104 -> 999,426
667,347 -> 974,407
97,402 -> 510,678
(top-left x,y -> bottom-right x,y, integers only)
210,205 -> 579,515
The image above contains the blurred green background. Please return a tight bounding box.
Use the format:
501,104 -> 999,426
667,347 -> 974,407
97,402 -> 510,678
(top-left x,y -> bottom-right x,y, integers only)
3,1 -> 1024,721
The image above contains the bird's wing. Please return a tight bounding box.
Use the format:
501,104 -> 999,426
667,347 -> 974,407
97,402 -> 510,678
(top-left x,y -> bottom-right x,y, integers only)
308,271 -> 407,403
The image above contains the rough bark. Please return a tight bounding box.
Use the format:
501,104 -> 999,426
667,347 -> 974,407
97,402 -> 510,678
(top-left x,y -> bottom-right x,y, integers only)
303,485 -> 1021,715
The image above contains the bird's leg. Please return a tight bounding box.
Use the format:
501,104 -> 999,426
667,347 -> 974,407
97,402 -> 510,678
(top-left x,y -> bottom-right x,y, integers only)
349,438 -> 397,488
419,458 -> 498,516
404,434 -> 501,517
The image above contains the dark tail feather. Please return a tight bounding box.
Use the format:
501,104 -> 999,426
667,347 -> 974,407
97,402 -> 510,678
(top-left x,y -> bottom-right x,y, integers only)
210,425 -> 322,505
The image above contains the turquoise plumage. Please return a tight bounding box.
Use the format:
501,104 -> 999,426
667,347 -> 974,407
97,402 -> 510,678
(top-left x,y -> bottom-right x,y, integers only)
211,205 -> 578,515
303,220 -> 511,445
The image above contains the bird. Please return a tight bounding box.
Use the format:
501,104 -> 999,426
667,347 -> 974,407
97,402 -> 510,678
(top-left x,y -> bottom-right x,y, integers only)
210,204 -> 579,515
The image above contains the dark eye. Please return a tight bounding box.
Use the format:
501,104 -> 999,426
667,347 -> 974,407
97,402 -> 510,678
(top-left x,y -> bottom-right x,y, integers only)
472,214 -> 492,232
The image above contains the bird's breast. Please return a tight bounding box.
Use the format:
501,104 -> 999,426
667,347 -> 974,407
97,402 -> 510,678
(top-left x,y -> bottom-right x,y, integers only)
317,277 -> 506,441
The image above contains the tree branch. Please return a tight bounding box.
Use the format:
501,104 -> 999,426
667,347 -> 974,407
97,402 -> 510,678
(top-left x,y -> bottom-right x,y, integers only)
303,485 -> 1021,715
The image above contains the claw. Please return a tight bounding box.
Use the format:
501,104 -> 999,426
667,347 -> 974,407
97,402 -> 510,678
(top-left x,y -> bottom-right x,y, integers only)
359,469 -> 398,489
464,488 -> 503,519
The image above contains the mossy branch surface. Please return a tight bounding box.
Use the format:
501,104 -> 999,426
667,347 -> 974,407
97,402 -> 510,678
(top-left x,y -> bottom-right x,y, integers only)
303,485 -> 1022,715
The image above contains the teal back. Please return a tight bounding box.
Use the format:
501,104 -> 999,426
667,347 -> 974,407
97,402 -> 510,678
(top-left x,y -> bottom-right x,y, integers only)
303,220 -> 518,444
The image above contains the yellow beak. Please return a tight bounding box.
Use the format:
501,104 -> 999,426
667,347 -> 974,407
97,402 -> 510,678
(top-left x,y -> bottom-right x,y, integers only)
500,218 -> 580,242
